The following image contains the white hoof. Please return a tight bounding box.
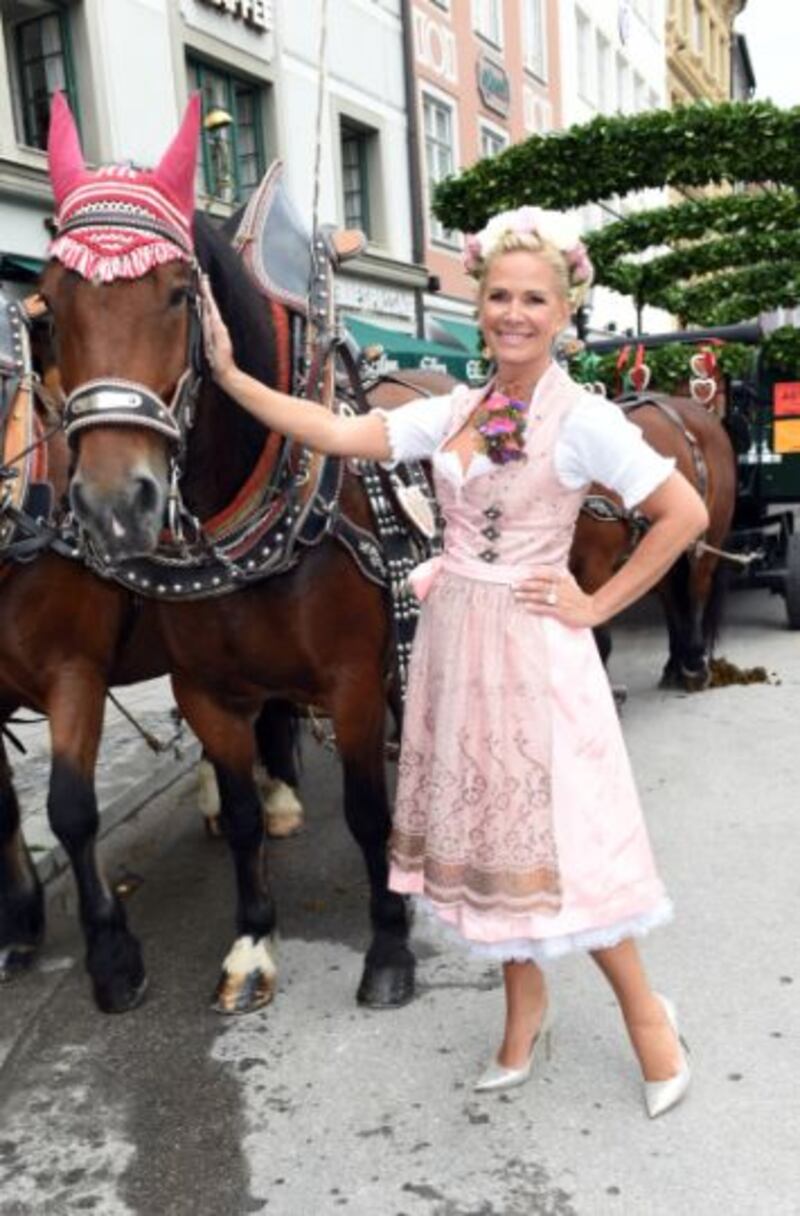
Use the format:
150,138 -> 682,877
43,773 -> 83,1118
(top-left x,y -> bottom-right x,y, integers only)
214,934 -> 277,1014
261,776 -> 304,838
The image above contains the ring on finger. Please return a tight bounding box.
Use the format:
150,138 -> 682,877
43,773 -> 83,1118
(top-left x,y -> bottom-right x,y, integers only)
546,586 -> 557,606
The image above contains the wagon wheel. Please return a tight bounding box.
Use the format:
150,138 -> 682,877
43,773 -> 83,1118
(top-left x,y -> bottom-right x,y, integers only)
785,533 -> 800,629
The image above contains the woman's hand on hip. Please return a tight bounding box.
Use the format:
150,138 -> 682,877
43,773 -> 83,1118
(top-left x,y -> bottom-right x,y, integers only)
513,568 -> 600,629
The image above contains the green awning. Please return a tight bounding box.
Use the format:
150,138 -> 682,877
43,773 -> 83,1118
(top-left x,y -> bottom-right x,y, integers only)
0,253 -> 45,283
435,316 -> 482,357
345,315 -> 481,381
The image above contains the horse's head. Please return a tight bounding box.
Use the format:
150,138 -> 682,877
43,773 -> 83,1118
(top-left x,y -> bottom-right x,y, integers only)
43,92 -> 202,559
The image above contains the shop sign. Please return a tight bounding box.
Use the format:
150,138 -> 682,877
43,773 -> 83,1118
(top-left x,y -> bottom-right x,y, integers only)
335,278 -> 416,325
477,55 -> 510,117
196,0 -> 271,31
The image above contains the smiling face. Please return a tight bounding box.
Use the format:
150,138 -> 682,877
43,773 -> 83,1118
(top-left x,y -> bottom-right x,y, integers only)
478,249 -> 571,388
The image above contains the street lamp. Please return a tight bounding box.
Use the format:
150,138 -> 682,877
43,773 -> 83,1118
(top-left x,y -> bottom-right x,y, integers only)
203,106 -> 234,203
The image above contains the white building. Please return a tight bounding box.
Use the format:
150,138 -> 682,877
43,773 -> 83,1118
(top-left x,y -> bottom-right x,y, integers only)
0,0 -> 427,326
558,0 -> 673,337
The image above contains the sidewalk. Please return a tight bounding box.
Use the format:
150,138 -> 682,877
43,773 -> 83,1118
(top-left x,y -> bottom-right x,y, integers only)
10,676 -> 201,883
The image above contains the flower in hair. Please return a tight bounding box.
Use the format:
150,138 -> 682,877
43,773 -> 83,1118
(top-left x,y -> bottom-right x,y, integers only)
462,205 -> 593,293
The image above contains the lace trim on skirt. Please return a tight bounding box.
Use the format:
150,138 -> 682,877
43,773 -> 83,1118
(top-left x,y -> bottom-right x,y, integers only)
411,896 -> 674,968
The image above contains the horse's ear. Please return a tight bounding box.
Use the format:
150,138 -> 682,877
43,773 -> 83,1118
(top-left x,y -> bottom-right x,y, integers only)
48,91 -> 86,208
153,92 -> 201,218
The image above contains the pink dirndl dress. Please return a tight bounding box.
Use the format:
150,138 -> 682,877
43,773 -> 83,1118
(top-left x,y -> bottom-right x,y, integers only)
387,368 -> 672,964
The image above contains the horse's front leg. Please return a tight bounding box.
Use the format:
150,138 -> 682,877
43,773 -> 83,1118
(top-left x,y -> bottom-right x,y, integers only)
46,671 -> 146,1012
172,676 -> 277,1015
331,674 -> 415,1009
0,731 -> 45,981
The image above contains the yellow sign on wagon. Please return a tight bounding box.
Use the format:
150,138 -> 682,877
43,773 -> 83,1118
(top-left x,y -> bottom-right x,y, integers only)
773,418 -> 800,454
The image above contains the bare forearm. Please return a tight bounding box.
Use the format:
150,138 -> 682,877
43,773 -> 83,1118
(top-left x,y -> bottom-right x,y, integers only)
221,367 -> 390,460
591,511 -> 704,625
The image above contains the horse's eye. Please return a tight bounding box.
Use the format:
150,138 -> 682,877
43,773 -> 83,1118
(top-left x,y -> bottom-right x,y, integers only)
169,286 -> 189,307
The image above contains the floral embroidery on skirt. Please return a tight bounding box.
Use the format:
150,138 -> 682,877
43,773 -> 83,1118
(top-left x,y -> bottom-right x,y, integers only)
389,572 -> 562,916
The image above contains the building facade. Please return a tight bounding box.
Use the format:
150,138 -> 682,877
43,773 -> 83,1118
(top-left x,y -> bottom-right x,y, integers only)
403,0 -> 561,350
0,0 -> 429,333
557,0 -> 671,337
666,0 -> 747,105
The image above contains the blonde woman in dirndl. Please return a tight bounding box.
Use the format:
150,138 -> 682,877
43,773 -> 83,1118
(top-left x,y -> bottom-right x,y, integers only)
201,206 -> 704,1118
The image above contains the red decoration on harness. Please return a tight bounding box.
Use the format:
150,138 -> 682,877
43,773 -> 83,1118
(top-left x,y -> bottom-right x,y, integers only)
690,343 -> 721,408
627,343 -> 651,393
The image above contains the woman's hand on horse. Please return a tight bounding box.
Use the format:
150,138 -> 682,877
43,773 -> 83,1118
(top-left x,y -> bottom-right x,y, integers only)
513,569 -> 600,628
201,276 -> 235,384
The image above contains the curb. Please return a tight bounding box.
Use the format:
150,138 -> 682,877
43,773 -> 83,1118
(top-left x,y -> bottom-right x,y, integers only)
34,741 -> 202,885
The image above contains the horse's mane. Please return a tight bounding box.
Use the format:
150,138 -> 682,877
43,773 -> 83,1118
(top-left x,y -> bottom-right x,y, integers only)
183,213 -> 281,515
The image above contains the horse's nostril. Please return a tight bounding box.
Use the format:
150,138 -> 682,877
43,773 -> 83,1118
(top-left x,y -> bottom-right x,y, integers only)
132,475 -> 161,519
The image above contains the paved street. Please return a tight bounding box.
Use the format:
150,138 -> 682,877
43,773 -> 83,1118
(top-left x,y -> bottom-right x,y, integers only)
0,588 -> 798,1216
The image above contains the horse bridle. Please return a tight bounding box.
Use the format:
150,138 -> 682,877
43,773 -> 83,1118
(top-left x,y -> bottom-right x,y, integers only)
60,211 -> 204,463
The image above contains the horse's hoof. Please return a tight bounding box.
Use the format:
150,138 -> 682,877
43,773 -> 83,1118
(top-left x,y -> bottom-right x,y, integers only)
265,813 -> 303,839
0,943 -> 39,984
213,935 -> 277,1015
681,665 -> 711,693
88,927 -> 147,1014
95,973 -> 149,1014
659,664 -> 683,690
262,780 -> 304,839
357,952 -> 416,1009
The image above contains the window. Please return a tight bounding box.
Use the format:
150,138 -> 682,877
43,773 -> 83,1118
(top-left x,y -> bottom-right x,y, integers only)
576,9 -> 592,103
480,124 -> 508,159
340,121 -> 371,237
523,0 -> 547,81
7,2 -> 77,150
596,32 -> 612,114
422,92 -> 457,246
188,58 -> 266,205
523,87 -> 552,134
473,0 -> 503,48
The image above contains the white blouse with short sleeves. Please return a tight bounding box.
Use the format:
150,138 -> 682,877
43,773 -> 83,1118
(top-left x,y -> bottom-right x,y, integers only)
378,371 -> 674,510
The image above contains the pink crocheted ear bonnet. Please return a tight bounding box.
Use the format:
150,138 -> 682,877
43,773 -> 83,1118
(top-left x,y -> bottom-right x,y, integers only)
47,91 -> 201,282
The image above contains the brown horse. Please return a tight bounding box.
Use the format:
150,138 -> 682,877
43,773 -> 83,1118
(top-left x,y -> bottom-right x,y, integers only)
0,298 -> 302,1009
40,197 -> 430,1015
569,393 -> 737,689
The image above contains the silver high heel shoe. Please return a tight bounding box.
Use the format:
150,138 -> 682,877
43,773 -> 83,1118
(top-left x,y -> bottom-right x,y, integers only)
473,1003 -> 554,1093
644,993 -> 691,1119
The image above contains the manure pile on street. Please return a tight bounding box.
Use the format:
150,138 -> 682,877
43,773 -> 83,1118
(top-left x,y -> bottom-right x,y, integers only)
706,657 -> 773,688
